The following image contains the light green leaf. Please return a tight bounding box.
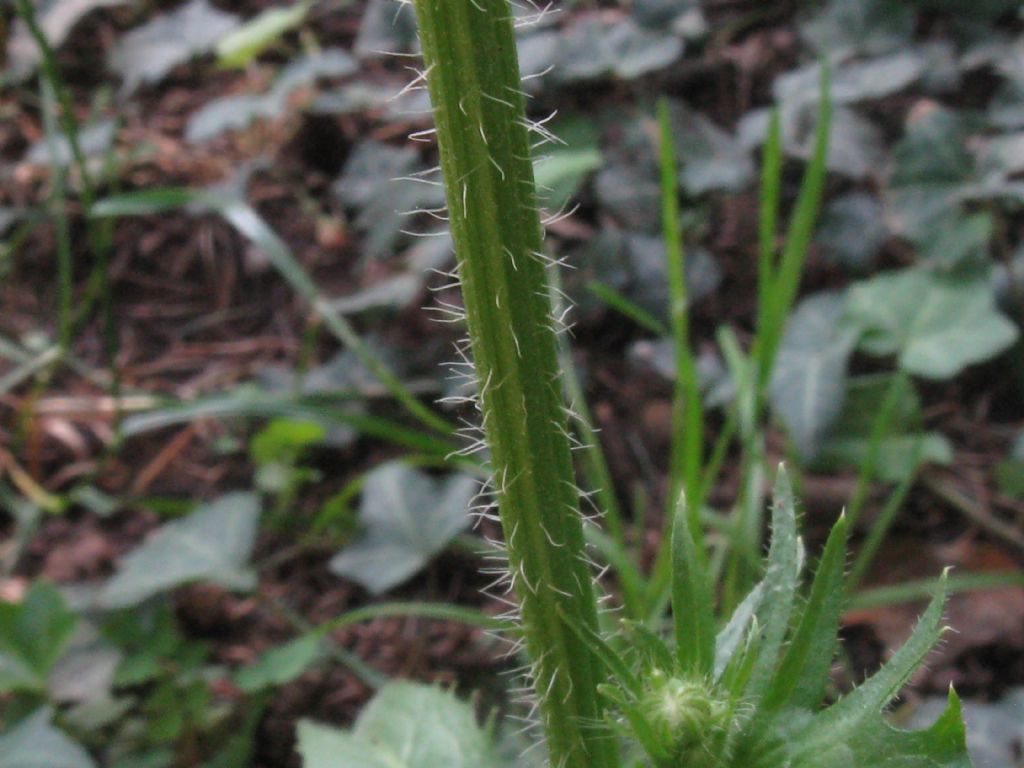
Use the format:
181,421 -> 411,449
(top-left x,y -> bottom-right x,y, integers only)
671,491 -> 716,675
98,492 -> 261,608
329,462 -> 477,594
216,2 -> 311,68
107,0 -> 240,93
744,468 -> 801,701
298,682 -> 508,768
534,148 -> 603,212
0,708 -> 95,768
845,266 -> 1018,379
0,582 -> 78,694
769,292 -> 856,460
763,514 -> 848,711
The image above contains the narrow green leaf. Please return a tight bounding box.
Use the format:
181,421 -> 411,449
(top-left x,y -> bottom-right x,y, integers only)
671,492 -> 715,675
763,513 -> 848,711
811,574 -> 949,742
743,467 -> 801,701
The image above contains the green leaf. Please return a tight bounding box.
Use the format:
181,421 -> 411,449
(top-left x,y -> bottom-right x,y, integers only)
800,0 -> 915,60
187,49 -> 356,143
0,708 -> 95,768
814,374 -> 951,481
815,192 -> 885,273
555,18 -> 683,82
0,582 -> 78,694
805,577 -> 950,746
671,493 -> 715,675
769,292 -> 856,461
533,147 -> 603,213
249,418 -> 326,465
845,266 -> 1019,379
329,462 -> 477,594
216,2 -> 310,68
743,468 -> 801,701
107,0 -> 240,93
667,101 -> 753,194
98,493 -> 261,608
298,682 -> 509,768
235,634 -> 323,692
6,0 -> 128,82
763,514 -> 848,711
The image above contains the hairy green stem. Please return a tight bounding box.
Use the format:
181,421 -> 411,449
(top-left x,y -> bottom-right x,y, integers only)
411,3 -> 617,767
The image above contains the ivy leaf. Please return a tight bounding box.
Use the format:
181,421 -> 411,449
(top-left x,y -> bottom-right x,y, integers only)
815,193 -> 886,273
813,374 -> 952,482
333,141 -> 446,260
556,18 -> 682,82
769,293 -> 856,461
297,682 -> 509,768
329,462 -> 477,594
0,708 -> 95,768
186,49 -> 357,143
235,634 -> 323,693
5,0 -> 127,82
845,266 -> 1018,379
107,0 -> 240,93
98,492 -> 261,608
667,101 -> 753,194
0,582 -> 78,695
800,0 -> 916,60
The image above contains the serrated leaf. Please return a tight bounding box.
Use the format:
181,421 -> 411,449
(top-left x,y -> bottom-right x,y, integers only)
0,708 -> 95,768
298,682 -> 508,768
769,292 -> 857,460
329,462 -> 477,594
845,266 -> 1018,379
798,580 -> 952,752
107,0 -> 240,93
744,468 -> 801,701
98,493 -> 261,609
671,493 -> 716,675
763,514 -> 848,711
0,582 -> 78,695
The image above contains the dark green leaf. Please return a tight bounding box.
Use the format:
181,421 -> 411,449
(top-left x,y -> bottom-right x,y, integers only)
0,582 -> 78,694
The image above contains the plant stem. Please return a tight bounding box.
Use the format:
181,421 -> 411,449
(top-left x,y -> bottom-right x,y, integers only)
411,3 -> 617,766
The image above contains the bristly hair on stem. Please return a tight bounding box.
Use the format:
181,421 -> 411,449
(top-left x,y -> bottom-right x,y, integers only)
409,2 -> 619,768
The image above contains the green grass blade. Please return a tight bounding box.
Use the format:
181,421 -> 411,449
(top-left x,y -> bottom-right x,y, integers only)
93,189 -> 456,437
760,67 -> 832,385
